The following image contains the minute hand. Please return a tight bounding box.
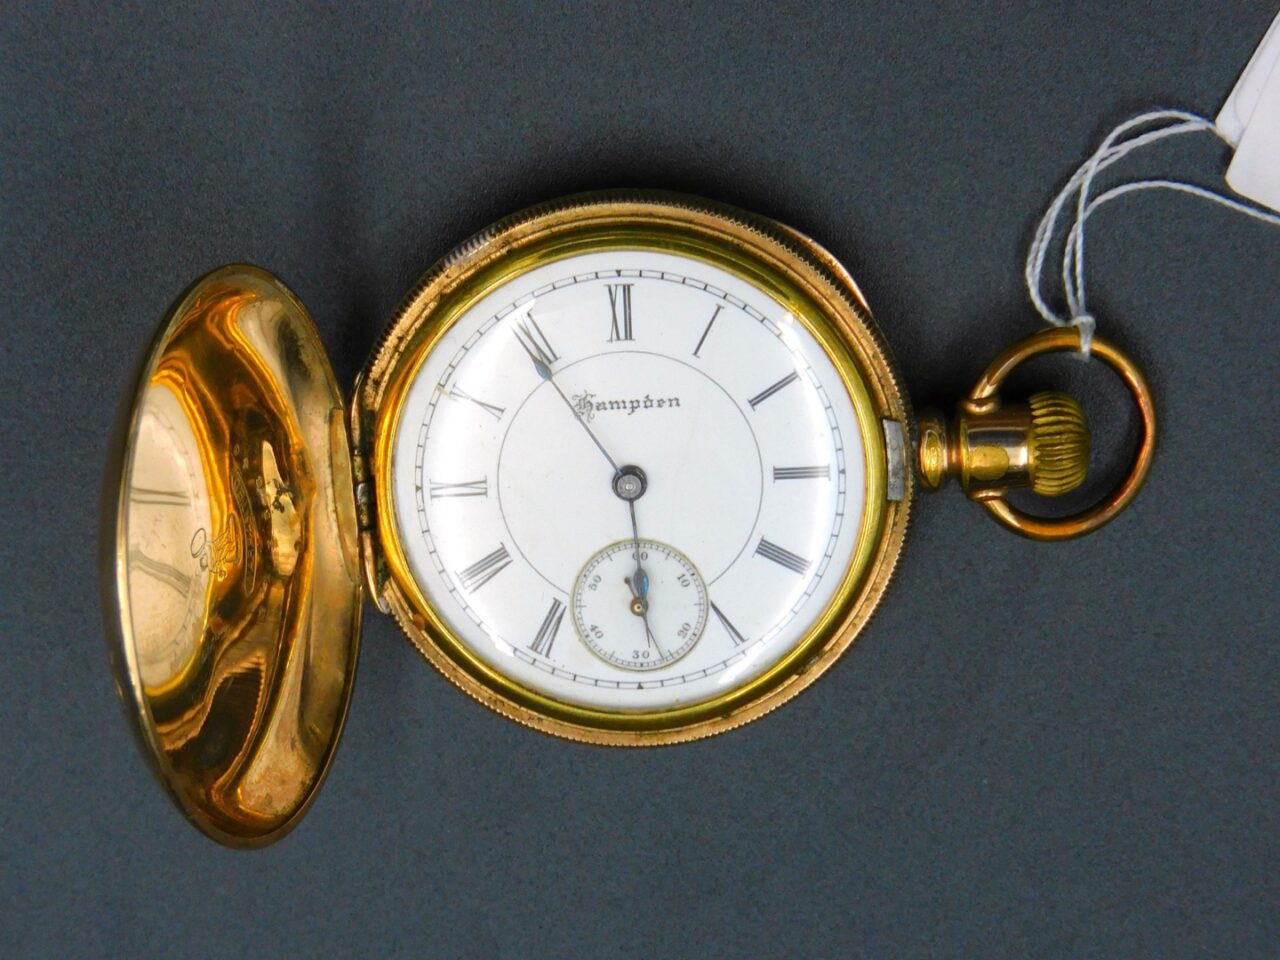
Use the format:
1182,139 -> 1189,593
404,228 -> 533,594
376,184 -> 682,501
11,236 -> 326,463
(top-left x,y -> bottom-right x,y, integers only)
520,337 -> 620,474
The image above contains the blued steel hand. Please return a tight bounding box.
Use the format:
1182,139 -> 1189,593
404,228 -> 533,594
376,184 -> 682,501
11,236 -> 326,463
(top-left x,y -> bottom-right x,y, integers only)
625,564 -> 665,662
628,500 -> 645,598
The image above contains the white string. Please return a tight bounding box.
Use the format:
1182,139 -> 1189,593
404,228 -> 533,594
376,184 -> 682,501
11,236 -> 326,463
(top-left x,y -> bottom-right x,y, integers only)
1025,109 -> 1280,358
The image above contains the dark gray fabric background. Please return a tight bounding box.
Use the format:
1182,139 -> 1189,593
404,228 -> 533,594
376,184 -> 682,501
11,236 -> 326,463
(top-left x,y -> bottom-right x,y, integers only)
2,2 -> 1277,957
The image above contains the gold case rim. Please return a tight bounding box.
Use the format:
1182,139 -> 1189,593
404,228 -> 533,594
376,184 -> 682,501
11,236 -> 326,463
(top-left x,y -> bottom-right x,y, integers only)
358,192 -> 913,745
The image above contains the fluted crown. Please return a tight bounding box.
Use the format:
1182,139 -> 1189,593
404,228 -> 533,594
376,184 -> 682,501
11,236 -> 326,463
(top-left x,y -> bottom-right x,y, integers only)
1027,391 -> 1090,495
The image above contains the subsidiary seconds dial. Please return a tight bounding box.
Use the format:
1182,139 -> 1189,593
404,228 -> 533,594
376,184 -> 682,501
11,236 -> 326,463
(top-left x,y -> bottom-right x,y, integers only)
573,539 -> 708,671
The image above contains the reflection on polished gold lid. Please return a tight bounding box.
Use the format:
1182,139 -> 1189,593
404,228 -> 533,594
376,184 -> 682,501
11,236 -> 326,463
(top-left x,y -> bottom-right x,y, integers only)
105,265 -> 362,848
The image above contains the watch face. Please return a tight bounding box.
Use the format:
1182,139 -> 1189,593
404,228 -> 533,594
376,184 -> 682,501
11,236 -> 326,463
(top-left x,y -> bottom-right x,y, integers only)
386,244 -> 874,717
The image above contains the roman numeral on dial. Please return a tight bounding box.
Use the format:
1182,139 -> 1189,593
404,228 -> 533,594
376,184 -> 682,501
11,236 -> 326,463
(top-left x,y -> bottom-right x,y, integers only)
514,313 -> 559,369
773,465 -> 830,481
709,601 -> 748,647
754,538 -> 810,575
692,304 -> 722,357
429,478 -> 488,499
747,371 -> 800,409
529,598 -> 566,657
128,549 -> 194,595
606,283 -> 634,341
456,544 -> 512,592
129,486 -> 190,506
447,385 -> 505,421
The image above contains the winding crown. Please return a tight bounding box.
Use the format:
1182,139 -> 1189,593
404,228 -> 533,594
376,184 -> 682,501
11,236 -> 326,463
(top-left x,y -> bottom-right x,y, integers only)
1027,391 -> 1090,496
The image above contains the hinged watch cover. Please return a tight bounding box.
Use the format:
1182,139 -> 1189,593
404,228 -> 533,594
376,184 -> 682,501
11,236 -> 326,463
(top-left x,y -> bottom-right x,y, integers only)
104,264 -> 363,847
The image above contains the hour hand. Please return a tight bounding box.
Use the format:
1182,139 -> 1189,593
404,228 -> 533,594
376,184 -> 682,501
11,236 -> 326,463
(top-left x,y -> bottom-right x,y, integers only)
624,569 -> 667,657
625,569 -> 649,615
518,339 -> 553,382
513,314 -> 557,380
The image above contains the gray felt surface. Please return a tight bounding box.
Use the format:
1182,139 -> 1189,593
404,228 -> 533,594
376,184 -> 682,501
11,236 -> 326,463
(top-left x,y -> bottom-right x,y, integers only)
2,2 -> 1278,957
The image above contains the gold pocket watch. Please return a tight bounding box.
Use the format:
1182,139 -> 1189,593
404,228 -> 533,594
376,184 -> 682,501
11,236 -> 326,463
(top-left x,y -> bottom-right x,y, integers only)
105,192 -> 1155,847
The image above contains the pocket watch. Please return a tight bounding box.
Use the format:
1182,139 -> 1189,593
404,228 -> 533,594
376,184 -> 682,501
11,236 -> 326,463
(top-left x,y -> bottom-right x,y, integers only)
104,192 -> 1155,847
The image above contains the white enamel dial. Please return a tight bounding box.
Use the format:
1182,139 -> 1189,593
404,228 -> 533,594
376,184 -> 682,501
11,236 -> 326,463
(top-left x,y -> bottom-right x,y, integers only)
391,248 -> 866,713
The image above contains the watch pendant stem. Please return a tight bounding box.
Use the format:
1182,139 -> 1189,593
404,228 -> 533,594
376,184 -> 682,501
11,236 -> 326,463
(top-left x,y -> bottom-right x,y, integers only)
917,392 -> 1089,499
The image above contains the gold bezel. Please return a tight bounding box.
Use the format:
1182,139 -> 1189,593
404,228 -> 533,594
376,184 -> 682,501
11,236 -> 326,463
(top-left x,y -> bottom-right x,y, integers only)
357,192 -> 912,745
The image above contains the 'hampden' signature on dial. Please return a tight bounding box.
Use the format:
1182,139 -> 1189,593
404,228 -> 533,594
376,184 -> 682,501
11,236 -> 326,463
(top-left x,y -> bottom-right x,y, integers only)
571,390 -> 683,422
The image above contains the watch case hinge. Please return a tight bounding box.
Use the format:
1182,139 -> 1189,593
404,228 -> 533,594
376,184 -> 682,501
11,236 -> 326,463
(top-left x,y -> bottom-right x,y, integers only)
348,393 -> 391,613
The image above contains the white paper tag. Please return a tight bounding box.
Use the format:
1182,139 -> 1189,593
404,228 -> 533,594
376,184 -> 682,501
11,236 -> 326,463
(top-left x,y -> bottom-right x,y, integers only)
1225,56 -> 1280,212
1217,12 -> 1280,145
